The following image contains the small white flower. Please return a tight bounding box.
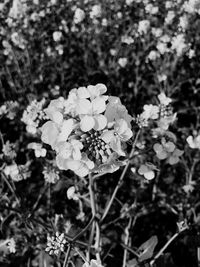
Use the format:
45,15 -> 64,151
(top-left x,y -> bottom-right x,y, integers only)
28,142 -> 47,157
157,74 -> 167,82
118,57 -> 128,68
188,49 -> 195,58
22,98 -> 46,135
67,186 -> 79,201
158,92 -> 172,105
142,104 -> 159,120
171,34 -> 187,56
165,1 -> 173,9
179,15 -> 188,30
147,50 -> 160,61
53,31 -> 62,42
4,163 -> 31,182
138,164 -> 156,180
165,10 -> 175,24
145,4 -> 159,15
138,20 -> 150,35
110,49 -> 117,56
102,18 -> 108,26
74,8 -> 85,24
90,5 -> 102,19
121,36 -> 134,45
187,135 -> 200,149
151,28 -> 163,38
2,141 -> 16,159
11,32 -> 25,49
4,164 -> 19,178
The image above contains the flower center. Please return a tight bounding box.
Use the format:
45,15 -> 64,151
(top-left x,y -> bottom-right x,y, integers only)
80,130 -> 112,165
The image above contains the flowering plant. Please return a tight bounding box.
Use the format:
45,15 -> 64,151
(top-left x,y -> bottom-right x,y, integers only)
41,84 -> 133,177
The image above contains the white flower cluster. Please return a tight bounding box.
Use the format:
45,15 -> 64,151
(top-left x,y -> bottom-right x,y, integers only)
183,0 -> 200,14
0,101 -> 19,119
46,232 -> 66,256
2,141 -> 16,160
21,98 -> 46,134
41,84 -> 133,177
4,162 -> 31,182
137,92 -> 176,133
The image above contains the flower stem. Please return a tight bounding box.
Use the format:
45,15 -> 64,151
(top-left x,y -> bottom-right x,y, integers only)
87,174 -> 98,260
100,130 -> 140,223
122,217 -> 133,267
72,216 -> 95,242
150,227 -> 188,266
63,245 -> 72,267
1,172 -> 20,205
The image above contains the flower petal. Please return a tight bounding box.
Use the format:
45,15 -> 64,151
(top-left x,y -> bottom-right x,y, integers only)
144,170 -> 155,180
120,127 -> 133,141
76,99 -> 92,115
41,121 -> 59,148
80,116 -> 95,132
92,97 -> 106,114
110,137 -> 125,156
56,155 -> 81,171
77,87 -> 90,99
93,115 -> 107,131
101,130 -> 115,143
138,164 -> 149,175
157,151 -> 168,160
115,119 -> 128,135
57,119 -> 74,143
153,143 -> 163,154
168,156 -> 179,165
165,141 -> 175,153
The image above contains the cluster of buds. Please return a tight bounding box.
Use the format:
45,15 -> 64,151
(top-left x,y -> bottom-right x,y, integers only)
40,84 -> 133,177
46,232 -> 67,256
21,98 -> 46,134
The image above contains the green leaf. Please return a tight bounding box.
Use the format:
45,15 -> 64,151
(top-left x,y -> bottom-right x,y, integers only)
137,235 -> 158,262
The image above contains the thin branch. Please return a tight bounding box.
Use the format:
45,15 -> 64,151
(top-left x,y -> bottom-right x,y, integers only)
72,216 -> 95,242
150,226 -> 188,266
63,245 -> 72,267
100,130 -> 141,223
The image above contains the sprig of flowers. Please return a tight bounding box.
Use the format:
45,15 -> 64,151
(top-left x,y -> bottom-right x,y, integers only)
40,84 -> 133,177
21,98 -> 46,134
